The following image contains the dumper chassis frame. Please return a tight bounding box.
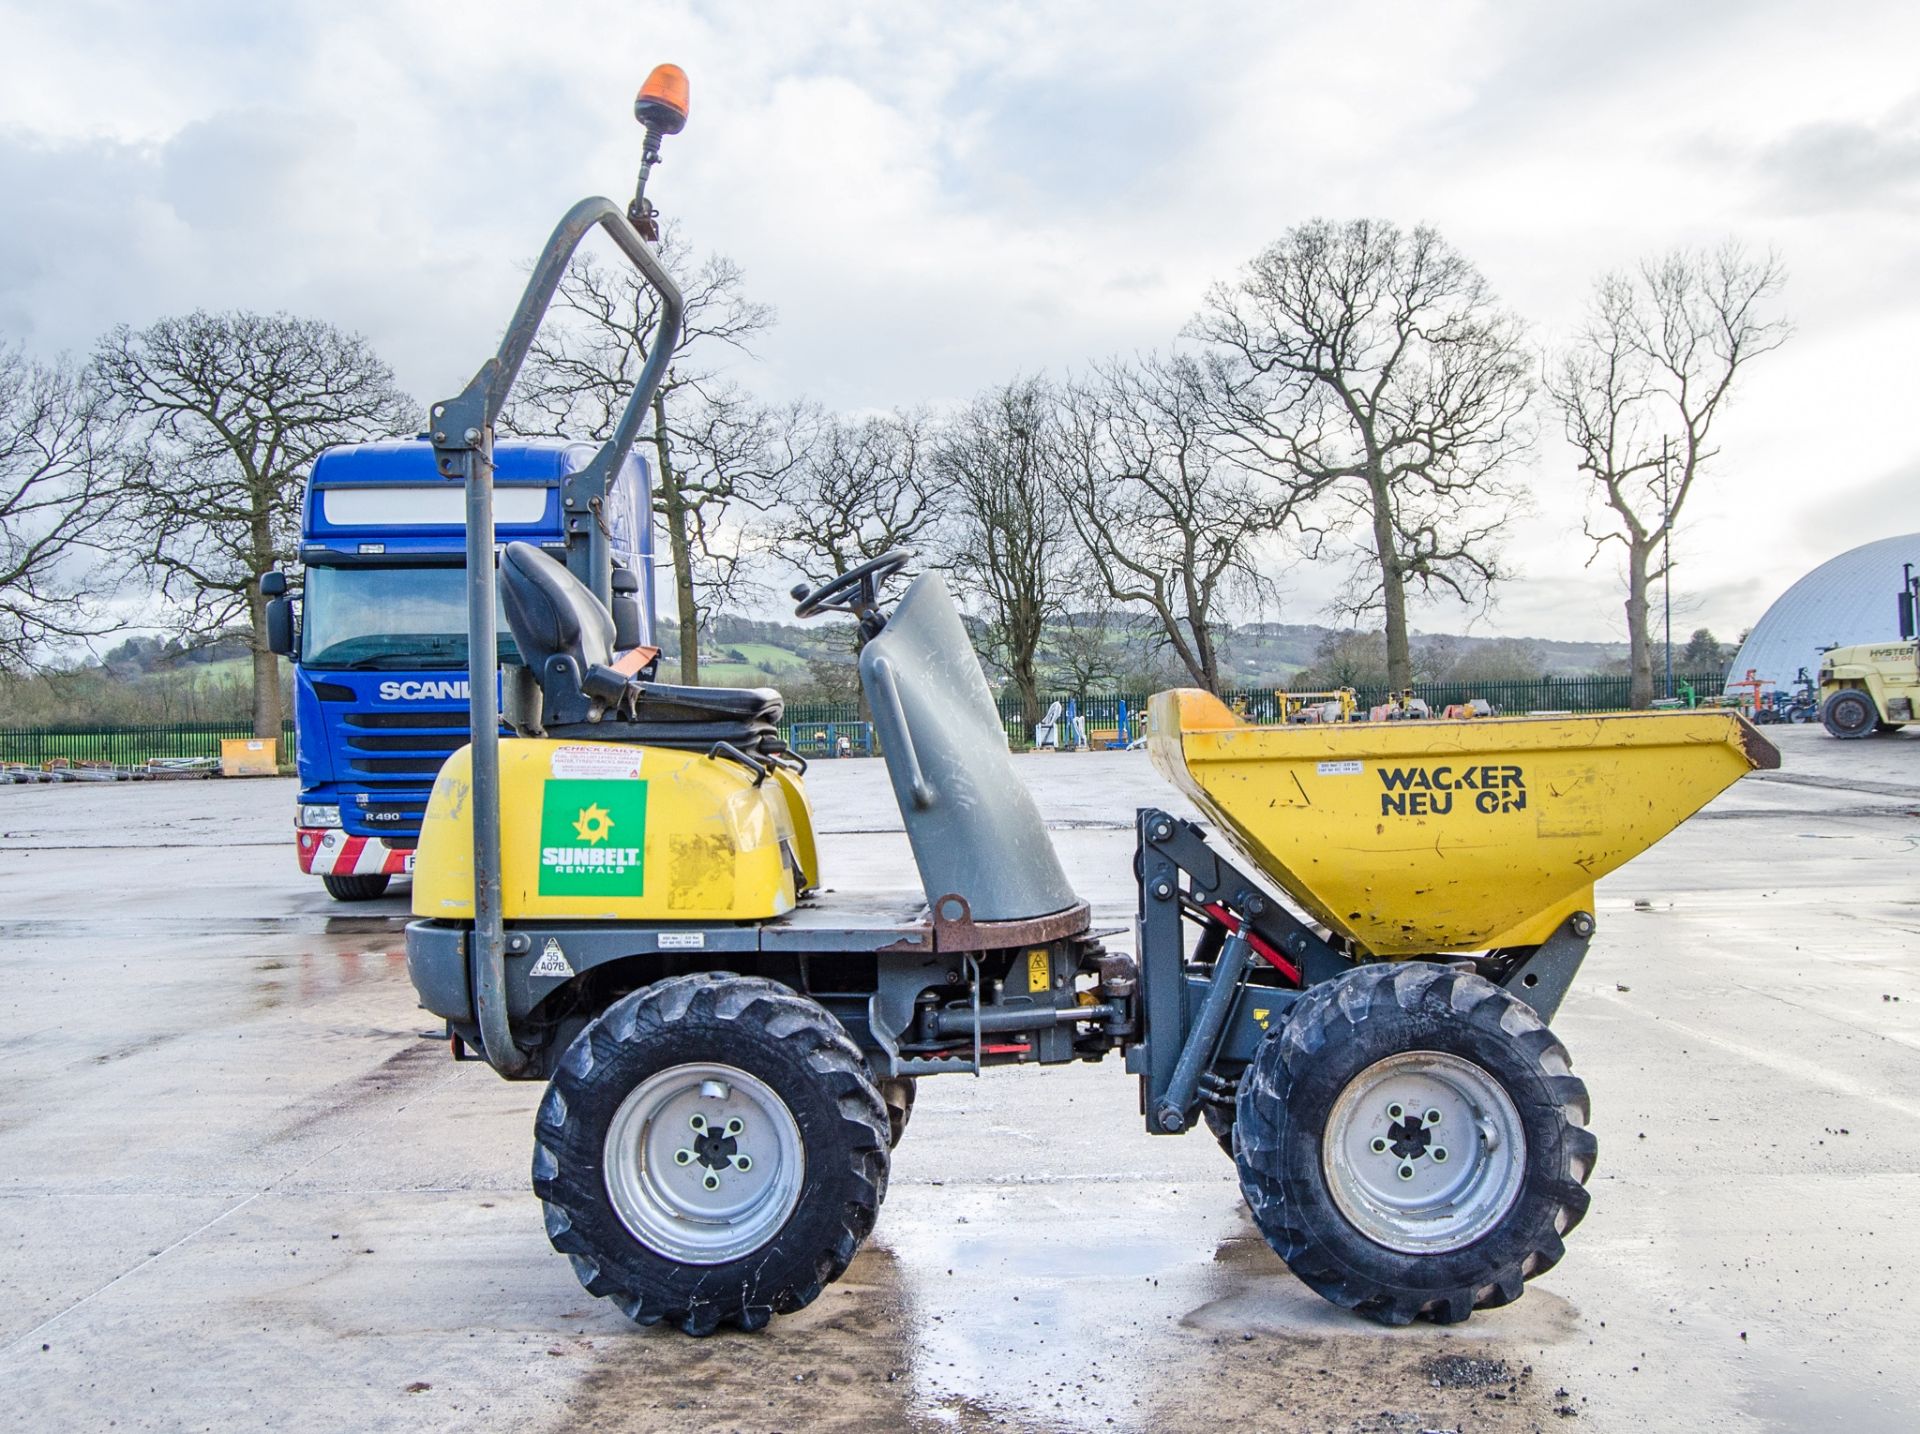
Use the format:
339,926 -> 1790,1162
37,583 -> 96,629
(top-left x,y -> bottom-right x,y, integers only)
1128,808 -> 1596,1136
413,804 -> 1596,1157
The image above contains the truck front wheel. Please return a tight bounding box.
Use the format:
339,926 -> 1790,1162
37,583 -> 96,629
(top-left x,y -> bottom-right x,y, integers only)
322,872 -> 390,901
1821,689 -> 1878,739
533,973 -> 890,1335
1234,962 -> 1595,1326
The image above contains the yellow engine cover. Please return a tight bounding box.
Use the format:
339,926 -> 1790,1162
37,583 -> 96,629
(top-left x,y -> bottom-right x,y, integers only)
411,739 -> 817,922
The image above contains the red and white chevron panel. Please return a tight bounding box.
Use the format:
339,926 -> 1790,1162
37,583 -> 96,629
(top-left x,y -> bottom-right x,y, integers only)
297,827 -> 414,877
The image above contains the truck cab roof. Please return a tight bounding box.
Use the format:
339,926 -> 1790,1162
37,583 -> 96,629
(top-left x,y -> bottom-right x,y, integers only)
303,437 -> 651,561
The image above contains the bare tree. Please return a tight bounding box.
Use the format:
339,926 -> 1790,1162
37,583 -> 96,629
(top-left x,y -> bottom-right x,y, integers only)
656,383 -> 808,667
1058,353 -> 1291,694
1547,244 -> 1788,707
1194,220 -> 1535,690
0,348 -> 129,671
96,312 -> 417,738
1297,627 -> 1389,691
506,235 -> 780,684
1042,602 -> 1131,702
764,410 -> 939,593
932,377 -> 1075,727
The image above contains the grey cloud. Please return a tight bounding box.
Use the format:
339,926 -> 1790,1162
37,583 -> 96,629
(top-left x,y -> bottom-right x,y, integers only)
158,109 -> 324,228
1794,460 -> 1920,547
1754,105 -> 1920,214
0,129 -> 164,350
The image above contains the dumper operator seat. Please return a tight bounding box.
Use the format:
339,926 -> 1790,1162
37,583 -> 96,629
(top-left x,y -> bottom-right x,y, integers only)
498,542 -> 784,753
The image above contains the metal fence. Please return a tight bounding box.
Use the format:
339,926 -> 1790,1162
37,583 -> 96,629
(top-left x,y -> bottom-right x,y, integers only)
1,672 -> 1731,767
980,672 -> 1731,745
0,722 -> 298,768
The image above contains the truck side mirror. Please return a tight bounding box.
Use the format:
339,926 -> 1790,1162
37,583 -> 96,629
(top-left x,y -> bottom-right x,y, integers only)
266,596 -> 296,656
260,570 -> 288,598
610,564 -> 643,652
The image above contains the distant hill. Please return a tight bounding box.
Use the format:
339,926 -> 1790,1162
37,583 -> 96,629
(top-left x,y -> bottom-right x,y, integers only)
661,614 -> 1631,695
3,612 -> 1641,729
1219,622 -> 1629,681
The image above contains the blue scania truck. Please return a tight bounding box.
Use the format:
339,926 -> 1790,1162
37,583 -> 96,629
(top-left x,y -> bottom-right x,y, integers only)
264,437 -> 655,899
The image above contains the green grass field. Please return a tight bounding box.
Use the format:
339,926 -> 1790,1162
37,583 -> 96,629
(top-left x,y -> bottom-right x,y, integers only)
724,643 -> 808,671
696,661 -> 784,687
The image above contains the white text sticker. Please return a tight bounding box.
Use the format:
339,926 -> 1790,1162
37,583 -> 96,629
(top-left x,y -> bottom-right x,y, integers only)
550,745 -> 642,780
658,932 -> 705,950
1316,760 -> 1363,776
529,938 -> 575,978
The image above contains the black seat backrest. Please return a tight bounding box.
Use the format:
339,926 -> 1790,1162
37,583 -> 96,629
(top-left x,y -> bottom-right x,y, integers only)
497,541 -> 787,746
500,542 -> 614,676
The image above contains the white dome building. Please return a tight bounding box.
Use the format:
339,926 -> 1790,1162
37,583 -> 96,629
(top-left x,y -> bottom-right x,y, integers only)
1726,533 -> 1920,689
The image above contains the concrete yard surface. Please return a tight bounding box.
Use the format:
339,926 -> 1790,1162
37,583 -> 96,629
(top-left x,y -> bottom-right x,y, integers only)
0,725 -> 1916,1432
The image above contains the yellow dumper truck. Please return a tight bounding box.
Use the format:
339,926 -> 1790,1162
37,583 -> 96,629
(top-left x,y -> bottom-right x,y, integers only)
396,66 -> 1780,1336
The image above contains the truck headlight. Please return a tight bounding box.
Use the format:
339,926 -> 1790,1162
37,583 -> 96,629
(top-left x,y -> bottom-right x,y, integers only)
299,803 -> 342,829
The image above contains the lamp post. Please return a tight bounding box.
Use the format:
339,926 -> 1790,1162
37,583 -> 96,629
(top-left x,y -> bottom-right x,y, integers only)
1661,436 -> 1673,701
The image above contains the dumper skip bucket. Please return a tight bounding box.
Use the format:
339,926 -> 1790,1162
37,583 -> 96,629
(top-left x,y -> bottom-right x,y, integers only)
1147,690 -> 1779,957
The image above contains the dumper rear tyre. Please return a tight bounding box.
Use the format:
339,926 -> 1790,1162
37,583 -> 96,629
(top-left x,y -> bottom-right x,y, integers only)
1821,689 -> 1878,739
322,872 -> 390,901
1235,962 -> 1595,1327
532,973 -> 890,1336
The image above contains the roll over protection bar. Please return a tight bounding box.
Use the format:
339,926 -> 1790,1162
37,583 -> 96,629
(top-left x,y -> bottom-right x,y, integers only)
428,153 -> 687,1076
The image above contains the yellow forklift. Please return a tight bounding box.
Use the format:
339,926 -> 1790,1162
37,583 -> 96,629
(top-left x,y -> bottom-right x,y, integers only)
1816,560 -> 1920,737
402,67 -> 1777,1336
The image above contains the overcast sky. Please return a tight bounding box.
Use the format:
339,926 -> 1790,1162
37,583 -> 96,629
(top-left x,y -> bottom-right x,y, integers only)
5,0 -> 1919,643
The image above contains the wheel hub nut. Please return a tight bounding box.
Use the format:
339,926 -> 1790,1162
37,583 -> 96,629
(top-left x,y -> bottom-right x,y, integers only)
686,1110 -> 745,1177
1380,1102 -> 1442,1164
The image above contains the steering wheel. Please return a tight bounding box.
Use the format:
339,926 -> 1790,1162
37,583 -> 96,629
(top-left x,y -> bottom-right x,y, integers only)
790,549 -> 913,622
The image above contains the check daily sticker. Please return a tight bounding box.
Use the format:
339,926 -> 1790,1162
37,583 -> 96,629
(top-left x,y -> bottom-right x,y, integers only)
550,745 -> 643,780
538,779 -> 648,895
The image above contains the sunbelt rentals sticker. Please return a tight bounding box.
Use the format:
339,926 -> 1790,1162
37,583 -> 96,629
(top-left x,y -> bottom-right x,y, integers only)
539,779 -> 648,895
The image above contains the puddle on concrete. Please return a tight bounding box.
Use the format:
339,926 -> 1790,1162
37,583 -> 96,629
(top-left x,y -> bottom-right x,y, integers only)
1747,1360 -> 1915,1434
0,913 -> 411,941
253,944 -> 407,1010
880,1183 -> 1573,1431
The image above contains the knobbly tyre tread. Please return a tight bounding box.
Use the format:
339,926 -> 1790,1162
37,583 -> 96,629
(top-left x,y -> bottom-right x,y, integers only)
878,1076 -> 916,1149
1234,961 -> 1597,1327
531,972 -> 890,1336
321,871 -> 390,901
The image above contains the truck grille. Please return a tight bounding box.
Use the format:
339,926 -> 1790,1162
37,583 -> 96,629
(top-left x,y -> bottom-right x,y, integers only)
340,709 -> 470,781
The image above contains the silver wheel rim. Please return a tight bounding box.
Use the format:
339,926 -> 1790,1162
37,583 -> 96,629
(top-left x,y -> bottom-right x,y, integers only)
603,1062 -> 805,1265
1322,1050 -> 1526,1254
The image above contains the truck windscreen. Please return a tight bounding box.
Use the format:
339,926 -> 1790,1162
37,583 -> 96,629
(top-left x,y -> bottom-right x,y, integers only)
302,565 -> 519,670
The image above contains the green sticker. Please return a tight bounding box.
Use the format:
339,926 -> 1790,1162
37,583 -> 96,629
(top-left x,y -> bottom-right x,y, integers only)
538,779 -> 648,895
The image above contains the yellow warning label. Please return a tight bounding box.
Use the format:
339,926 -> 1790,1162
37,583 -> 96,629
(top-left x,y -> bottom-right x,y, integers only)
1027,949 -> 1050,993
1252,1007 -> 1272,1029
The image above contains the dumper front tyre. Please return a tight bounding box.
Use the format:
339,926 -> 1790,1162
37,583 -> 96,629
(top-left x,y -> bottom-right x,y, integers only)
532,973 -> 890,1336
1821,689 -> 1878,739
1234,963 -> 1595,1327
